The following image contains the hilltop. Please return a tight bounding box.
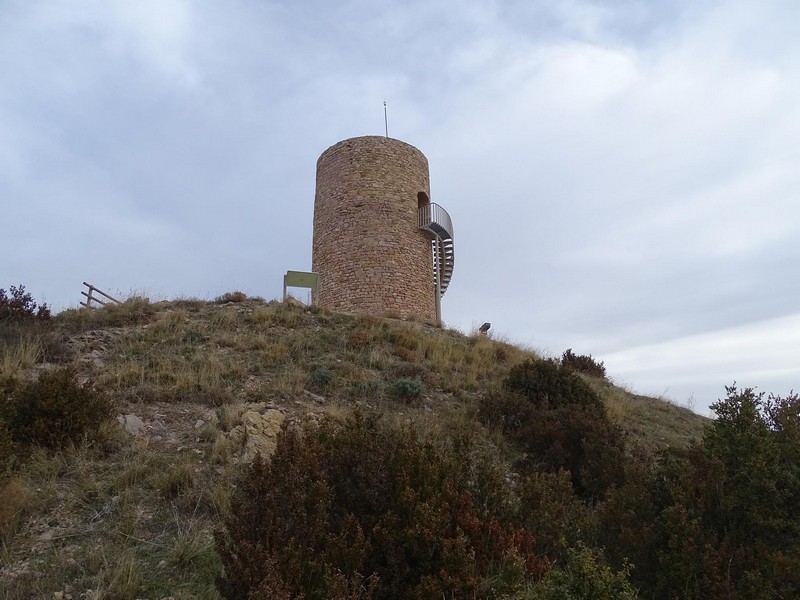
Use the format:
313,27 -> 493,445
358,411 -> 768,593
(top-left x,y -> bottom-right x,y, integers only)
2,295 -> 712,598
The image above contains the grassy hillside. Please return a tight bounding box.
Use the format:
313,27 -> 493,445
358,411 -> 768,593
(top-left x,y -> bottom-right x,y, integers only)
1,295 -> 708,599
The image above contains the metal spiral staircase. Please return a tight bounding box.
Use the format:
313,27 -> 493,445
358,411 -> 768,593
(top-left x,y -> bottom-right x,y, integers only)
418,203 -> 454,298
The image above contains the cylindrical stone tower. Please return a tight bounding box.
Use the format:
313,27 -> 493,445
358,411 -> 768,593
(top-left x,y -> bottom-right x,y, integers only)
312,136 -> 437,322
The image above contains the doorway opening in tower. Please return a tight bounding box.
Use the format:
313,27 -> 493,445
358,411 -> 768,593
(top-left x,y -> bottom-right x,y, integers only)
418,191 -> 430,211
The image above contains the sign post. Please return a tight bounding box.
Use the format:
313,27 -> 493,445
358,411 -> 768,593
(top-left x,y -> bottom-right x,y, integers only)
283,271 -> 319,303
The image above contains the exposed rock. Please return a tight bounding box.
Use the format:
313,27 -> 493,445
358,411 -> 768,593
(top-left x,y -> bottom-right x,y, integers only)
239,409 -> 286,463
87,348 -> 105,368
304,389 -> 326,404
52,585 -> 74,600
116,414 -> 145,437
285,296 -> 306,309
38,529 -> 53,542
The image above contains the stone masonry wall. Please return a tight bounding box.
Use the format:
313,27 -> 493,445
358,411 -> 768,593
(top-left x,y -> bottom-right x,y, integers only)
312,136 -> 436,322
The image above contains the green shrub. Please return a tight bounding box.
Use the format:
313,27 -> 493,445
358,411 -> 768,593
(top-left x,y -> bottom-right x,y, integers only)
389,377 -> 424,401
309,366 -> 335,390
561,348 -> 606,379
504,359 -> 603,411
0,285 -> 50,323
596,386 -> 800,599
596,453 -> 665,592
513,543 -> 638,599
183,327 -> 208,344
216,413 -> 544,600
1,367 -> 114,450
480,360 -> 625,500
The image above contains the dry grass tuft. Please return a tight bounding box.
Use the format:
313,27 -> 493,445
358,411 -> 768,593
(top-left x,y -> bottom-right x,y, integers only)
57,296 -> 156,332
0,476 -> 34,543
0,333 -> 42,377
589,377 -> 707,448
215,291 -> 248,304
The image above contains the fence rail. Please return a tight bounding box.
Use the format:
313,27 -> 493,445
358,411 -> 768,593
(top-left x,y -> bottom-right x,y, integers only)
81,282 -> 121,308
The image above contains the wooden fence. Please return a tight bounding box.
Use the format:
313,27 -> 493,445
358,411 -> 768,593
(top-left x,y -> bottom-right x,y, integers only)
81,282 -> 121,308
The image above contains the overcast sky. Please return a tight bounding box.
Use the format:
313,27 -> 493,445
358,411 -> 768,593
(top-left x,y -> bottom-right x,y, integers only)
2,0 -> 798,414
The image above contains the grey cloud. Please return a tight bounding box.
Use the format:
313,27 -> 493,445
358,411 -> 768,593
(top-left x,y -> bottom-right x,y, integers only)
2,0 -> 798,411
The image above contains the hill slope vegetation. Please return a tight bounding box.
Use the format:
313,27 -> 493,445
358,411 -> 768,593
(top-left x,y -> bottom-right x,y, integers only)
2,292 -> 795,599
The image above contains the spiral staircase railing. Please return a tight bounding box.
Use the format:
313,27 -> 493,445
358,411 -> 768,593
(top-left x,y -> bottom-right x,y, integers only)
418,203 -> 454,297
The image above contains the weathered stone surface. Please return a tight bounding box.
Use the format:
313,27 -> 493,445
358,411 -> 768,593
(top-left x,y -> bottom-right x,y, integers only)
116,414 -> 145,437
240,409 -> 286,463
285,296 -> 305,308
312,136 -> 437,323
304,389 -> 326,404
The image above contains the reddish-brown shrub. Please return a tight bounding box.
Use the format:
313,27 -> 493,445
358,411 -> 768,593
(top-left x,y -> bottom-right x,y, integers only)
216,412 -> 544,600
0,285 -> 50,322
215,291 -> 247,303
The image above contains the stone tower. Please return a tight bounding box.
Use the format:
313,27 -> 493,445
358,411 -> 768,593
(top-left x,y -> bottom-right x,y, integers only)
312,136 -> 454,323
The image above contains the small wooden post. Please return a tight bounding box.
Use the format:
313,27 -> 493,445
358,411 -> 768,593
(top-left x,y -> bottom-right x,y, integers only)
81,282 -> 121,308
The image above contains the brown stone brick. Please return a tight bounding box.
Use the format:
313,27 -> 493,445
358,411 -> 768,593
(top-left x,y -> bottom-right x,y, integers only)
312,136 -> 436,322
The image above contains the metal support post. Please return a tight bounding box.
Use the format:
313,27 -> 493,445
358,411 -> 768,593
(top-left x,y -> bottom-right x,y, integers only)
434,236 -> 442,326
